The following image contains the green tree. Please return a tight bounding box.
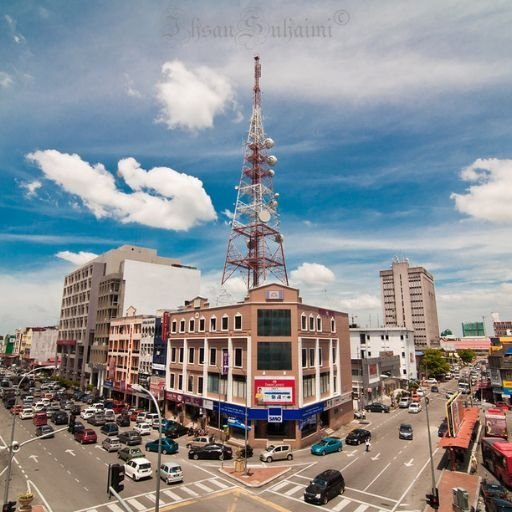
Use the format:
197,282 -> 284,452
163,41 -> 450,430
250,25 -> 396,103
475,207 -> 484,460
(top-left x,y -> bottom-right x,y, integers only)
441,329 -> 453,336
421,349 -> 450,377
457,349 -> 476,364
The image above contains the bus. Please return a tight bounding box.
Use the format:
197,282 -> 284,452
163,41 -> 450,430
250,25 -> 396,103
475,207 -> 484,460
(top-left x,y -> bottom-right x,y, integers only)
481,438 -> 512,488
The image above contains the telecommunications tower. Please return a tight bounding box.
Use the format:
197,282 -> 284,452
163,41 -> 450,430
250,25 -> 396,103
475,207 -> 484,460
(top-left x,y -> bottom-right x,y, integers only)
222,56 -> 288,289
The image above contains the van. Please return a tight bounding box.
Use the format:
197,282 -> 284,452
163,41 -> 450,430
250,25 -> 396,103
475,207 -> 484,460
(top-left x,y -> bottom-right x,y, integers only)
159,462 -> 183,484
304,469 -> 345,505
33,412 -> 48,426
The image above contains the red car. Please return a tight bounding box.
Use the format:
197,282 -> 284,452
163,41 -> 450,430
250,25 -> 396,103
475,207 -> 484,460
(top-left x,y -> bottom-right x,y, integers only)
10,405 -> 24,415
74,428 -> 97,444
495,402 -> 511,411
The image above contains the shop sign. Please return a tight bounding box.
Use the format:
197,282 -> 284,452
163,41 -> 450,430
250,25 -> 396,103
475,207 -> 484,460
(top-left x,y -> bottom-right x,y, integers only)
103,380 -> 113,388
268,407 -> 283,423
184,395 -> 203,406
218,402 -> 246,418
165,391 -> 183,402
254,377 -> 295,405
203,399 -> 214,411
152,363 -> 165,371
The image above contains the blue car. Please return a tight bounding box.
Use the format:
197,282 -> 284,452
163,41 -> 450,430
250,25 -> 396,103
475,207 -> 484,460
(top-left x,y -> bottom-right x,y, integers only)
145,438 -> 179,455
310,436 -> 343,456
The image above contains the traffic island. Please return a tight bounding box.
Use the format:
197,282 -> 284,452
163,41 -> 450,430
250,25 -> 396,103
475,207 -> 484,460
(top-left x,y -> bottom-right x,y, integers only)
220,464 -> 291,487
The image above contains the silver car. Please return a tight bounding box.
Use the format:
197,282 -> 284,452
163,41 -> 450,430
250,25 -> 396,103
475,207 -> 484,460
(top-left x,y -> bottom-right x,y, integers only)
102,436 -> 121,452
259,444 -> 293,463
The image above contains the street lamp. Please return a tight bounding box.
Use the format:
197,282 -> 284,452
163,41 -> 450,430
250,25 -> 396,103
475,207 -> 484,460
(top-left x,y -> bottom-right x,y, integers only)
3,365 -> 56,507
424,396 -> 438,508
131,384 -> 161,512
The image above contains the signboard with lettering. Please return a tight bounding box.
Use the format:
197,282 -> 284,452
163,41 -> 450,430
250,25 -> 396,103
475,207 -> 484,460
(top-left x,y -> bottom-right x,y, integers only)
254,377 -> 295,405
268,407 -> 283,423
265,290 -> 284,300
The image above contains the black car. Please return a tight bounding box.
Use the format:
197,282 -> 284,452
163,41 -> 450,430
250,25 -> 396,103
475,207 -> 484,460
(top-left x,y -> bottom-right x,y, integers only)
70,404 -> 81,416
35,425 -> 55,438
304,469 -> 345,505
238,445 -> 253,458
165,423 -> 189,439
118,430 -> 142,446
345,429 -> 372,445
399,423 -> 413,440
438,420 -> 449,437
116,415 -> 130,427
365,403 -> 390,413
68,421 -> 85,434
188,443 -> 233,461
52,411 -> 69,425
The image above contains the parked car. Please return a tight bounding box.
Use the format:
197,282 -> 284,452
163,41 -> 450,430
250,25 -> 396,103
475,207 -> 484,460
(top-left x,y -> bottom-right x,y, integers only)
238,445 -> 253,458
134,423 -> 152,436
304,469 -> 345,505
408,402 -> 422,414
159,462 -> 183,484
124,457 -> 152,481
102,436 -> 121,452
129,409 -> 144,421
164,423 -> 189,439
33,412 -> 48,426
438,420 -> 449,437
74,428 -> 97,444
399,423 -> 413,440
52,411 -> 69,425
11,404 -> 24,415
398,398 -> 411,409
88,413 -> 106,426
116,415 -> 130,427
416,388 -> 425,397
20,408 -> 34,420
100,422 -> 119,436
104,410 -> 115,422
80,408 -> 96,420
345,429 -> 372,446
35,425 -> 55,438
69,420 -> 85,435
310,437 -> 343,456
118,430 -> 142,446
145,438 -> 179,455
426,378 -> 437,385
186,436 -> 213,449
118,446 -> 145,462
259,444 -> 293,463
188,443 -> 233,461
365,403 -> 390,413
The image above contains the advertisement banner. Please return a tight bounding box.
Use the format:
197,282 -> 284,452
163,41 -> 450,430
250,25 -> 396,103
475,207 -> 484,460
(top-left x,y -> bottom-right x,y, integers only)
162,311 -> 170,341
254,377 -> 295,405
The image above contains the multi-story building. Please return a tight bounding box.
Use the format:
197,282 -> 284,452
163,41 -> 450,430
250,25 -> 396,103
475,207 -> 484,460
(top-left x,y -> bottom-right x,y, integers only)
462,322 -> 485,337
165,283 -> 353,449
57,245 -> 200,389
25,327 -> 59,365
380,257 -> 440,349
494,320 -> 512,337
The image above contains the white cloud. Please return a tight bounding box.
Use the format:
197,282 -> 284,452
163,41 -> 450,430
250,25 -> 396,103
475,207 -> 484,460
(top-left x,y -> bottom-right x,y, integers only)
56,251 -> 98,266
124,73 -> 143,98
155,60 -> 240,131
26,150 -> 217,231
0,71 -> 13,88
451,158 -> 512,223
4,14 -> 26,44
20,180 -> 42,197
290,262 -> 336,288
222,209 -> 234,221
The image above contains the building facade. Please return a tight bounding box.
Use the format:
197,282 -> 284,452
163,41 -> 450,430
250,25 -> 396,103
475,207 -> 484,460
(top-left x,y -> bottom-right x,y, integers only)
164,284 -> 353,449
462,322 -> 485,337
57,245 -> 200,390
26,327 -> 59,365
380,258 -> 440,349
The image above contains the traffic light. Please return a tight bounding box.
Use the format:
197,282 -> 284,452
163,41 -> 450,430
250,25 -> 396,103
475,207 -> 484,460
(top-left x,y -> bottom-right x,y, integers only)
109,463 -> 125,494
2,501 -> 17,512
426,488 -> 440,509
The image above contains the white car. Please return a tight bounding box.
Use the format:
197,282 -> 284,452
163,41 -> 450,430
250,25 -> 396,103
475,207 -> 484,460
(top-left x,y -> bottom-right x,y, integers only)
134,423 -> 152,436
409,402 -> 422,414
124,457 -> 152,481
80,408 -> 96,420
20,408 -> 34,419
416,388 -> 425,397
159,462 -> 183,484
32,402 -> 46,412
426,378 -> 437,384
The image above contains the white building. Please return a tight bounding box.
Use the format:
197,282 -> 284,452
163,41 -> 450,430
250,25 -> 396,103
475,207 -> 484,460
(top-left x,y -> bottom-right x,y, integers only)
28,327 -> 59,364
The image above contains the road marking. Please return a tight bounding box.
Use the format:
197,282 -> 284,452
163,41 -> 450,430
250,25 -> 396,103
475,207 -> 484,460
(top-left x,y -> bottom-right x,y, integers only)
163,489 -> 182,501
181,487 -> 199,497
404,459 -> 414,467
271,481 -> 289,491
195,482 -> 214,492
145,494 -> 156,503
370,452 -> 381,461
353,505 -> 369,512
364,462 -> 391,491
285,484 -> 303,496
332,499 -> 351,511
28,454 -> 39,463
127,498 -> 146,510
65,449 -> 76,456
210,479 -> 229,489
106,504 -> 125,512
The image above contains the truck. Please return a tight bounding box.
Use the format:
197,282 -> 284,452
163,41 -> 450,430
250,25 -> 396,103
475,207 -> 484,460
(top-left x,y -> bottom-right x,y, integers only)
486,408 -> 508,439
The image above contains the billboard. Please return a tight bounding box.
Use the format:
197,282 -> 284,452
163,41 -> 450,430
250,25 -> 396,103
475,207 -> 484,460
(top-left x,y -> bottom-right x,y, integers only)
254,377 -> 295,405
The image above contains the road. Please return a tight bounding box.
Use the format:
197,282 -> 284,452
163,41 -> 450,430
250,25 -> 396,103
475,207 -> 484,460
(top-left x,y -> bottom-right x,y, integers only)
0,386 -> 452,512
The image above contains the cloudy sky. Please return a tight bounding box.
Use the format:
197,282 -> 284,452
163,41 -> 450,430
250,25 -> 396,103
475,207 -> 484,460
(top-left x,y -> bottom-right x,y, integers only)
1,0 -> 512,336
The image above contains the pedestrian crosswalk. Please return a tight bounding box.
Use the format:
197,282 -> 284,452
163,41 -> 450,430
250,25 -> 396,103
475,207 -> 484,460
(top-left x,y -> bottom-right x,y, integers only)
78,477 -> 236,512
268,479 -> 393,512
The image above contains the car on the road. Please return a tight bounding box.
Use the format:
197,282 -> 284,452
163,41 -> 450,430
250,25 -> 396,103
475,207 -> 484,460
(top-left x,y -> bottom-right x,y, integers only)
100,422 -> 119,436
145,438 -> 179,455
398,398 -> 411,408
259,444 -> 293,463
416,388 -> 425,397
80,408 -> 96,420
431,385 -> 439,393
68,420 -> 85,435
88,413 -> 106,426
164,423 -> 188,439
74,428 -> 97,444
494,401 -> 511,411
365,402 -> 390,413
238,445 -> 253,458
118,446 -> 145,462
185,436 -> 213,449
310,437 -> 343,456
188,443 -> 233,461
102,436 -> 121,452
304,469 -> 345,505
124,457 -> 152,481
345,429 -> 372,446
11,404 -> 24,415
438,420 -> 449,437
35,425 -> 55,438
118,430 -> 142,446
52,411 -> 69,425
481,479 -> 508,500
134,423 -> 152,436
159,462 -> 183,484
399,423 -> 413,440
116,415 -> 130,427
20,408 -> 34,419
408,402 -> 422,414
426,378 -> 438,384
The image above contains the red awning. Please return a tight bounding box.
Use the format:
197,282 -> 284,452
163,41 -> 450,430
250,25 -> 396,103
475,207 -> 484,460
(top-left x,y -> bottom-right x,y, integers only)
439,408 -> 480,449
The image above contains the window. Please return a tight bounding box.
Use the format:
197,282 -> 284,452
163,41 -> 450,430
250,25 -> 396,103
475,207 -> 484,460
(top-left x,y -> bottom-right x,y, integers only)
171,320 -> 177,334
368,351 -> 371,357
178,374 -> 183,390
320,372 -> 329,393
188,375 -> 193,392
257,309 -> 291,336
257,342 -> 292,370
401,351 -> 405,358
169,373 -> 175,389
189,319 -> 195,332
309,315 -> 315,331
188,347 -> 194,364
316,316 -> 322,331
234,314 -> 242,330
303,375 -> 315,398
302,348 -> 307,368
381,335 -> 384,340
199,347 -> 205,365
210,348 -> 217,366
232,375 -> 246,399
301,314 -> 307,330
198,376 -> 204,394
179,320 -> 185,333
318,348 -> 322,366
331,318 -> 336,333
178,347 -> 184,363
234,347 -> 243,367
171,347 -> 177,363
207,373 -> 227,394
309,348 -> 315,367
221,315 -> 229,331
333,370 -> 337,393
360,333 -> 366,345
199,318 -> 205,332
210,317 -> 217,332
400,335 -> 404,340
332,344 -> 336,363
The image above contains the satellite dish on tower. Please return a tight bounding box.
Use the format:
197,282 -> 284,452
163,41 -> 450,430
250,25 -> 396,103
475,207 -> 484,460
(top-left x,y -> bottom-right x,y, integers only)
258,209 -> 271,223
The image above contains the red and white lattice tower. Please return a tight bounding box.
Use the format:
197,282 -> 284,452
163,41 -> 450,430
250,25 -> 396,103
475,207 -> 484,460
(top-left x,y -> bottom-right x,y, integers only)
222,56 -> 288,289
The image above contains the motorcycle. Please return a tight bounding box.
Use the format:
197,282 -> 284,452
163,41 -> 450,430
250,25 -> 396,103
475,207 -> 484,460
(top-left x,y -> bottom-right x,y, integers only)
354,410 -> 366,420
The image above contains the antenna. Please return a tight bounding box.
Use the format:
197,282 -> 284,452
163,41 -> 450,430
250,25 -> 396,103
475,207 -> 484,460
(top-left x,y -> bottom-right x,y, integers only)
222,56 -> 288,289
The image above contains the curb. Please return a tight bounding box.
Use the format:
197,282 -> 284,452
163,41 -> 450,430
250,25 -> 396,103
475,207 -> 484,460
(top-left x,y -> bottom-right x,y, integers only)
219,465 -> 292,488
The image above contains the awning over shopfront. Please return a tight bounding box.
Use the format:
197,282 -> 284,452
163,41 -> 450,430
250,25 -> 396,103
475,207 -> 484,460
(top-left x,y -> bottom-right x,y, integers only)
439,408 -> 479,449
227,417 -> 251,430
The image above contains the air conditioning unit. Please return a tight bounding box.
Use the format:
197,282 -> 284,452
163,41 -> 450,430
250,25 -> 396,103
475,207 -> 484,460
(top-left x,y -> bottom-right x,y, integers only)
452,487 -> 469,511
